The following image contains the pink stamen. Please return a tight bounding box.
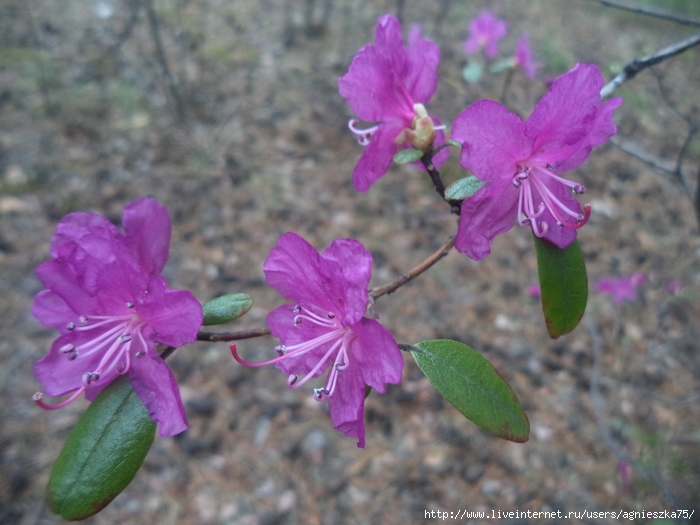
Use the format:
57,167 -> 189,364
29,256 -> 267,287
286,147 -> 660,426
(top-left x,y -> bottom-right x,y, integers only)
33,389 -> 85,410
348,119 -> 379,146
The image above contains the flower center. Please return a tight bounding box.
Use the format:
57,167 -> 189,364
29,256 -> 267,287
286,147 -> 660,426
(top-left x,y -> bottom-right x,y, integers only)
512,163 -> 591,237
230,305 -> 355,402
33,302 -> 147,410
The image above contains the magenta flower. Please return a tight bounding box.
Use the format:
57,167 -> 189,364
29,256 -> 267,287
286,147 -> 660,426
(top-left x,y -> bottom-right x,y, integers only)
232,232 -> 403,447
451,63 -> 622,260
338,14 -> 448,193
596,273 -> 644,305
463,10 -> 508,59
32,198 -> 203,437
514,34 -> 537,79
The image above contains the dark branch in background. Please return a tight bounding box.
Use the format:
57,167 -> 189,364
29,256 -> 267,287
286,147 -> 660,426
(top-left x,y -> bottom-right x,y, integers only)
595,0 -> 700,27
600,32 -> 700,97
197,327 -> 272,342
142,0 -> 187,121
369,236 -> 455,300
586,317 -> 687,511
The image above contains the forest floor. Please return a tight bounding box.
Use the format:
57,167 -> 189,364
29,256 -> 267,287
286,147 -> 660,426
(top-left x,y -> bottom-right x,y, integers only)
1,0 -> 700,524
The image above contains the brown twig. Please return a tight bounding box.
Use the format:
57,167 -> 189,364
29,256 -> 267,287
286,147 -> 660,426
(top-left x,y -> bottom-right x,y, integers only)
600,32 -> 700,98
369,236 -> 455,300
421,154 -> 462,215
596,0 -> 700,27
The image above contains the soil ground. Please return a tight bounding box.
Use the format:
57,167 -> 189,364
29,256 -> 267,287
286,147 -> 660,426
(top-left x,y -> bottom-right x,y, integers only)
1,1 -> 700,524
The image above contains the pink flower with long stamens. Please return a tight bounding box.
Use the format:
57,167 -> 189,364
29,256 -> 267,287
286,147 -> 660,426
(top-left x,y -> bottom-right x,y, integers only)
451,63 -> 622,260
339,14 -> 448,193
596,273 -> 644,305
32,198 -> 203,437
231,232 -> 403,448
463,10 -> 508,59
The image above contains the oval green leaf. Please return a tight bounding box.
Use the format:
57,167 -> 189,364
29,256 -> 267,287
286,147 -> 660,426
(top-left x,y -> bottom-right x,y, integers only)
47,376 -> 156,520
444,176 -> 486,200
410,339 -> 529,442
534,236 -> 588,338
202,293 -> 253,325
393,148 -> 424,164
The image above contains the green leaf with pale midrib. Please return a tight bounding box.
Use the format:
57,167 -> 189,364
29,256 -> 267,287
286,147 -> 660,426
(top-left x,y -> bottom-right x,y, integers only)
410,339 -> 529,442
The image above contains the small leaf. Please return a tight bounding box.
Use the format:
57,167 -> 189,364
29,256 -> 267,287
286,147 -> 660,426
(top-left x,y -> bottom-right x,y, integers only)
202,293 -> 253,325
445,139 -> 462,149
410,339 -> 529,442
47,376 -> 156,520
393,148 -> 424,164
462,62 -> 483,84
444,176 -> 486,200
534,236 -> 588,338
489,57 -> 514,74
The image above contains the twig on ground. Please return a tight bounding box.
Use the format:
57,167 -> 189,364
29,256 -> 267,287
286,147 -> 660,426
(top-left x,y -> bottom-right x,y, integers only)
600,32 -> 700,98
596,0 -> 700,27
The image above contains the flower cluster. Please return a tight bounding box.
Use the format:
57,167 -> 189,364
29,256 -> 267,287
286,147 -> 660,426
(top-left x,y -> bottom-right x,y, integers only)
463,10 -> 507,59
32,198 -> 202,437
339,14 -> 448,192
452,63 -> 622,260
232,232 -> 403,447
596,273 -> 645,305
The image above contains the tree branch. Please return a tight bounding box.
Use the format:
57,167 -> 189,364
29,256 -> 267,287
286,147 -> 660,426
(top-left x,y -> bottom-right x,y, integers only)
421,154 -> 462,214
369,236 -> 455,300
596,0 -> 700,27
601,32 -> 700,97
197,327 -> 272,342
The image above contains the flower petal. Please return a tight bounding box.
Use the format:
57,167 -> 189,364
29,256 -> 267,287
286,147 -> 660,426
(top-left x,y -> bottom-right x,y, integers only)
352,118 -> 405,193
404,24 -> 440,104
350,318 -> 403,392
129,352 -> 188,437
452,100 -> 530,181
319,238 -> 372,326
50,212 -> 121,258
264,232 -> 339,314
327,358 -> 366,448
32,290 -> 75,330
455,176 -> 519,260
122,198 -> 172,277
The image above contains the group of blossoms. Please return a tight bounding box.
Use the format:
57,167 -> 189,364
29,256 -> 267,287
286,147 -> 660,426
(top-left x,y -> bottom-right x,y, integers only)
32,13 -> 620,447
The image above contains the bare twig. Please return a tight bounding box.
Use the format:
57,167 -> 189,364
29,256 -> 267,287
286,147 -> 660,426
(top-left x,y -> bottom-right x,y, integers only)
609,135 -> 676,174
421,154 -> 462,214
142,0 -> 187,121
601,32 -> 700,98
369,236 -> 455,300
596,0 -> 700,27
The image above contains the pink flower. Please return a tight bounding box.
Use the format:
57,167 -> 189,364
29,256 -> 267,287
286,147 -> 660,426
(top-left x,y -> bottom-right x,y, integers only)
596,273 -> 644,305
232,233 -> 403,447
451,63 -> 622,260
527,285 -> 541,298
338,14 -> 448,193
514,34 -> 537,79
463,10 -> 508,59
32,198 -> 203,437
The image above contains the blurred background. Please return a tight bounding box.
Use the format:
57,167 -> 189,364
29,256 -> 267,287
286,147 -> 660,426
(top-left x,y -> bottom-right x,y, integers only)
1,0 -> 700,523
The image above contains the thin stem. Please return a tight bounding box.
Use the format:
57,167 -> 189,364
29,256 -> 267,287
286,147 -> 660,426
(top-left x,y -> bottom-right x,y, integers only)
595,0 -> 700,27
197,327 -> 272,342
369,236 -> 455,300
421,154 -> 462,215
601,32 -> 700,97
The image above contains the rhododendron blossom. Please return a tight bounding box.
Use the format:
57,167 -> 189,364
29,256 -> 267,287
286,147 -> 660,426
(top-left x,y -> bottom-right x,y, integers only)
514,34 -> 537,79
451,63 -> 622,260
32,198 -> 203,437
463,10 -> 508,59
596,273 -> 645,304
231,232 -> 403,447
338,14 -> 448,193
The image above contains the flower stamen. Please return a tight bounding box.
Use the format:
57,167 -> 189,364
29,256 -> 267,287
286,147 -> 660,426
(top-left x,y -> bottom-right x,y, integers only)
348,119 -> 379,146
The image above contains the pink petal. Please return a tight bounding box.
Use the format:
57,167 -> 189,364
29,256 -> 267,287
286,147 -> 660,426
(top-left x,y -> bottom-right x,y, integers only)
352,119 -> 405,193
32,289 -> 75,330
130,353 -> 188,437
404,24 -> 440,104
455,177 -> 519,260
327,358 -> 366,448
139,277 -> 202,348
122,198 -> 172,277
51,212 -> 122,258
350,318 -> 403,392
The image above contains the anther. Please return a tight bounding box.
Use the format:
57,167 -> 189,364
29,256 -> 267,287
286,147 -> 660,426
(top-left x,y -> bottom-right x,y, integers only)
512,179 -> 522,188
67,322 -> 75,330
327,312 -> 335,319
135,351 -> 145,358
60,343 -> 76,353
79,316 -> 88,325
118,334 -> 132,343
313,388 -> 328,400
126,302 -> 134,308
276,345 -> 286,356
116,362 -> 125,373
68,351 -> 78,361
293,305 -> 302,313
287,374 -> 298,386
294,317 -> 302,326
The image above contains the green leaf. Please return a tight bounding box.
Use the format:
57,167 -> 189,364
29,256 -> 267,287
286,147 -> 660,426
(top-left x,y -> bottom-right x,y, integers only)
393,148 -> 424,164
409,340 -> 529,442
462,62 -> 483,84
47,376 -> 156,520
444,176 -> 486,200
534,236 -> 588,338
202,293 -> 253,325
489,57 -> 514,74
